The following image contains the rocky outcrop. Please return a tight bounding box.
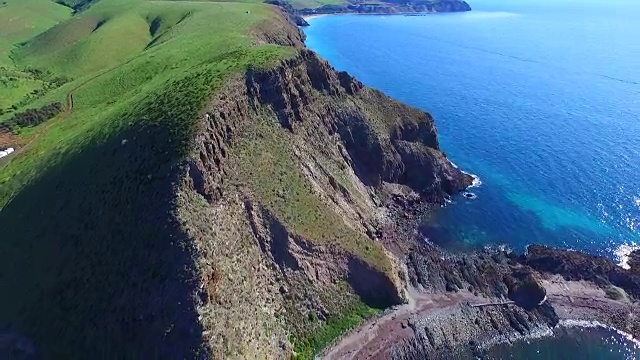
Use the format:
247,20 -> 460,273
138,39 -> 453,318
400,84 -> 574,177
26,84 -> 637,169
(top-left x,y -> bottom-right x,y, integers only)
505,268 -> 546,310
386,242 -> 640,359
390,303 -> 558,360
265,0 -> 309,26
629,249 -> 640,272
523,245 -> 640,300
189,50 -> 470,208
298,0 -> 471,16
243,49 -> 472,198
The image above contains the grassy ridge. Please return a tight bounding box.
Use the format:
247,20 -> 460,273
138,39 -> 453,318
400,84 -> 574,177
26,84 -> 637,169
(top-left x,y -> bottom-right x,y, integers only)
1,0 -> 291,206
0,0 -> 293,356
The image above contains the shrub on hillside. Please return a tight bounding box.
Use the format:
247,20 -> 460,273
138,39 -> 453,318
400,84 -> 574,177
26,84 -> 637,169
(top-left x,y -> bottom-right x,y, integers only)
5,103 -> 64,131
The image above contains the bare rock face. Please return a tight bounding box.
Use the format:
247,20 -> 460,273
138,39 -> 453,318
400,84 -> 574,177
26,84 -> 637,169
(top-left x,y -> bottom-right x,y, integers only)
265,0 -> 309,27
505,268 -> 546,310
523,245 -> 640,300
244,49 -> 472,200
629,249 -> 640,273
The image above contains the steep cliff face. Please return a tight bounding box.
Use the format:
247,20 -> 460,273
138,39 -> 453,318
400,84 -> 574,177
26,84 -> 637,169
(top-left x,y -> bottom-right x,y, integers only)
178,49 -> 471,357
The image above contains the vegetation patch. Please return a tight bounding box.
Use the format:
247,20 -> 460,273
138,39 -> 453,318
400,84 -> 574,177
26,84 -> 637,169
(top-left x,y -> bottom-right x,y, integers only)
3,102 -> 63,130
232,114 -> 392,273
285,0 -> 346,9
291,300 -> 381,359
0,67 -> 68,117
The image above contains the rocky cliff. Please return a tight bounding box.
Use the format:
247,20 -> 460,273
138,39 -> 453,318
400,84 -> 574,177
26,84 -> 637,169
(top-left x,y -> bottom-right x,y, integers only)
180,46 -> 473,357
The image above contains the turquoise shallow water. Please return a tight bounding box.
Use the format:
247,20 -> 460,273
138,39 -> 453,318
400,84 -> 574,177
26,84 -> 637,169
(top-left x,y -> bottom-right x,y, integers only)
304,0 -> 640,262
304,1 -> 640,356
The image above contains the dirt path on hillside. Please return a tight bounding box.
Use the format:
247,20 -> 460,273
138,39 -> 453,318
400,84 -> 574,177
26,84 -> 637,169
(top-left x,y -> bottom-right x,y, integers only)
9,91 -> 75,155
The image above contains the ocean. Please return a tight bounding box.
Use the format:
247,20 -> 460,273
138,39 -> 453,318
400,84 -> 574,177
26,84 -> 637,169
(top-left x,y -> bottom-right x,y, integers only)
485,323 -> 640,359
304,0 -> 640,357
303,0 -> 640,263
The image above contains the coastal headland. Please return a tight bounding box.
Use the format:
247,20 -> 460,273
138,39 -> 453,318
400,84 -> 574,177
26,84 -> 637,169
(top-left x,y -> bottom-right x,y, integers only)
0,0 -> 638,359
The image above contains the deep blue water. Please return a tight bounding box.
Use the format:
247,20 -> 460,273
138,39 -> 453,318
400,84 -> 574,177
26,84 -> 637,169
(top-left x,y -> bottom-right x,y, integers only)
485,324 -> 640,360
304,0 -> 640,263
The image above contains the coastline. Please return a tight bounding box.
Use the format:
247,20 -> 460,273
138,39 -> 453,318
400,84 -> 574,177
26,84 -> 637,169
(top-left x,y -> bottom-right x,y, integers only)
302,10 -> 458,21
320,264 -> 640,359
297,7 -> 640,358
302,14 -> 329,21
292,0 -> 471,22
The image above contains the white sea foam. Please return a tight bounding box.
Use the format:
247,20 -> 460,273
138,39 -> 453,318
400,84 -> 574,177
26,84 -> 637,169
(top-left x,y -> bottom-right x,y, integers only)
462,171 -> 482,188
559,319 -> 640,348
613,243 -> 639,270
483,243 -> 512,254
480,320 -> 640,353
479,324 -> 554,349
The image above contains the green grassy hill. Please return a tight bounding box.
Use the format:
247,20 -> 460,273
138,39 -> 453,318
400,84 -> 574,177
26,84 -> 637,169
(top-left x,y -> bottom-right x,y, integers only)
0,0 -> 397,357
0,0 -> 71,112
0,0 -> 297,357
1,0 -> 289,205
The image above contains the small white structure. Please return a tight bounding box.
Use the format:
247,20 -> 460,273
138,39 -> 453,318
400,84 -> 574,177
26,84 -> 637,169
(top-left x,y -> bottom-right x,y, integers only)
0,147 -> 14,159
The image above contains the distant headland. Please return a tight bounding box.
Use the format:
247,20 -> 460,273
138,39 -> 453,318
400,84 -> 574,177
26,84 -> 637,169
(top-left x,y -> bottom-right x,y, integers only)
267,0 -> 471,26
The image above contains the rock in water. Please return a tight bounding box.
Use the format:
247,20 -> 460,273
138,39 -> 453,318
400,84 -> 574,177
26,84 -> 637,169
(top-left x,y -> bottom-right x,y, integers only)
505,268 -> 547,310
629,249 -> 640,273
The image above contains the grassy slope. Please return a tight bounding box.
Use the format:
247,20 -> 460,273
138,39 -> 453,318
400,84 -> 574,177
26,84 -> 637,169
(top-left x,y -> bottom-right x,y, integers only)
0,0 -> 293,357
0,0 -> 71,112
0,0 -> 71,66
0,0 -> 290,206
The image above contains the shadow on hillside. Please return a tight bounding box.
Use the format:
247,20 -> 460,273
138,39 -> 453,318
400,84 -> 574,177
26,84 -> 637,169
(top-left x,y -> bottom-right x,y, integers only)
0,125 -> 205,359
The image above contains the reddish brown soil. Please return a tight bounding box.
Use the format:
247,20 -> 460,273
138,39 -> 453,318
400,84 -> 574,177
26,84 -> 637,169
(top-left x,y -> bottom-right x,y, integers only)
320,289 -> 484,360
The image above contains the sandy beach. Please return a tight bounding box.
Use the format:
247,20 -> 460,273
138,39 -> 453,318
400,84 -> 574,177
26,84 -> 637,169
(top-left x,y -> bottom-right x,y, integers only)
302,14 -> 329,21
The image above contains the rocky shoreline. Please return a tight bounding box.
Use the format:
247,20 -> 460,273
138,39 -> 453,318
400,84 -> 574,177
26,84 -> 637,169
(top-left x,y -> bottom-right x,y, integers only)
320,190 -> 640,359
